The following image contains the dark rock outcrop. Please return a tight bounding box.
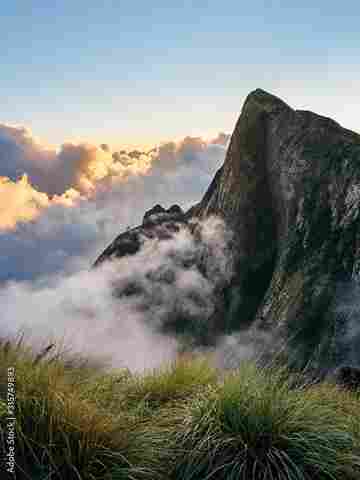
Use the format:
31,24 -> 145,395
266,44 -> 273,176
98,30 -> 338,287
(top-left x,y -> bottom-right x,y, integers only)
95,88 -> 360,371
143,204 -> 166,221
331,365 -> 360,391
94,204 -> 187,267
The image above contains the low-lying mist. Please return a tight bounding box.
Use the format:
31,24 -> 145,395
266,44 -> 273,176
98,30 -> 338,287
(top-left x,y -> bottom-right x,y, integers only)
1,217 -> 238,372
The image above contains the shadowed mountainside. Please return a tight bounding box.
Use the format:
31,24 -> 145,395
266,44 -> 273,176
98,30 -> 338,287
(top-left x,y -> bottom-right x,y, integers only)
95,89 -> 360,372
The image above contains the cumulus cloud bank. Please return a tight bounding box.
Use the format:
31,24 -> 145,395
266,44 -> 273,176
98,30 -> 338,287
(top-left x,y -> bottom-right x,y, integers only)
0,125 -> 229,281
0,124 -> 152,196
0,123 -> 229,199
0,122 -> 232,370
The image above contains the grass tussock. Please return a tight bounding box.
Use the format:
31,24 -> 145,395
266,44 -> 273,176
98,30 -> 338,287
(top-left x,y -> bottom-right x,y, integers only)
0,338 -> 359,479
120,353 -> 218,413
171,363 -> 360,479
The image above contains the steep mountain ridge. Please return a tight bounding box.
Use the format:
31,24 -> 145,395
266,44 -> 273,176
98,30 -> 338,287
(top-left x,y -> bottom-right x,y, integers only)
95,89 -> 360,371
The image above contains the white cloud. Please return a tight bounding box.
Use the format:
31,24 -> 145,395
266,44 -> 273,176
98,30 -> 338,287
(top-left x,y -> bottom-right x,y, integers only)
0,217 -> 233,372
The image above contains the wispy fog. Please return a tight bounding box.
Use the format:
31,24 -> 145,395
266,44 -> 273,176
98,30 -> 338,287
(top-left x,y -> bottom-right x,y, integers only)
0,217 -> 233,371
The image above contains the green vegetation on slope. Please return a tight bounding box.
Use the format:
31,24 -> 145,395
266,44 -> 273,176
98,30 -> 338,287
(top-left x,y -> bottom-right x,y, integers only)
0,339 -> 359,479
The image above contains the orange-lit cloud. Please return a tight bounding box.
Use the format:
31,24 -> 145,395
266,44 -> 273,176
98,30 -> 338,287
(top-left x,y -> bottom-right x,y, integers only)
0,175 -> 49,229
0,124 -> 153,198
0,124 -> 229,232
0,174 -> 88,230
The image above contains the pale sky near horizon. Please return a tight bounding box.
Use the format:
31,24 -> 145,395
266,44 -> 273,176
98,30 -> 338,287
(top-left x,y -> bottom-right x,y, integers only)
1,1 -> 359,148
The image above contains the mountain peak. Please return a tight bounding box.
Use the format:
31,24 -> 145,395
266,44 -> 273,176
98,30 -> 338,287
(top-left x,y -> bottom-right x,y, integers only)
194,89 -> 360,370
243,88 -> 291,113
94,89 -> 360,372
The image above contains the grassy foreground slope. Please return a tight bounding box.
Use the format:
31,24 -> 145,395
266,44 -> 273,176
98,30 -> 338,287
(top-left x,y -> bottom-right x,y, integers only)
0,339 -> 360,479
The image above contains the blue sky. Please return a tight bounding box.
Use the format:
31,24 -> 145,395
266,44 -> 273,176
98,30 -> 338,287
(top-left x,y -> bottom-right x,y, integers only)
1,1 -> 359,147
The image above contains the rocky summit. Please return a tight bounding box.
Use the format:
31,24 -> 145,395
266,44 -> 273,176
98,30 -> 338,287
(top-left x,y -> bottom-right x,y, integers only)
95,89 -> 360,373
93,204 -> 187,267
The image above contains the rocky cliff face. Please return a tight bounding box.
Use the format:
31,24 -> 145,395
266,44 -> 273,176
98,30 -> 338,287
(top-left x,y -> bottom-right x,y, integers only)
95,89 -> 360,372
194,89 -> 360,370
